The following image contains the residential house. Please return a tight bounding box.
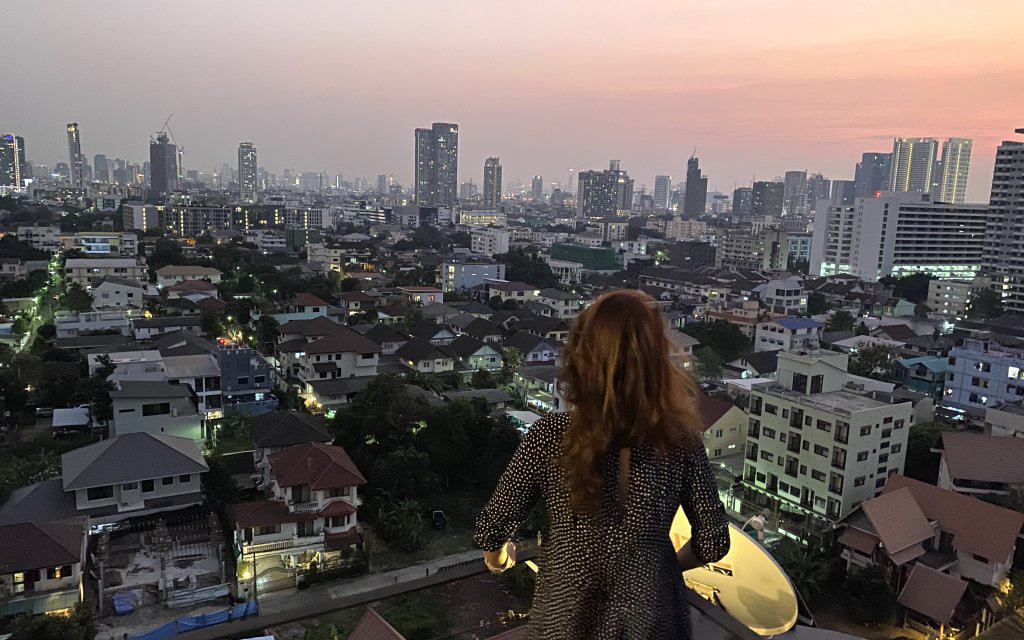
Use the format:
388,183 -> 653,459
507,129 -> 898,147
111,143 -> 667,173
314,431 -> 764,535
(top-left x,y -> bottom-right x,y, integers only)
668,331 -> 700,370
285,293 -> 331,317
164,279 -> 219,301
935,432 -> 1024,498
64,258 -> 147,288
699,394 -> 748,459
109,380 -> 205,442
353,323 -> 409,355
90,277 -> 153,311
155,265 -> 223,288
408,321 -> 456,346
535,288 -> 585,319
503,331 -> 560,363
443,389 -> 514,413
54,310 -> 131,338
754,317 -> 823,353
62,231 -> 138,257
395,338 -> 454,373
0,520 -> 88,617
461,317 -> 504,343
705,300 -> 771,338
755,277 -> 807,316
896,356 -> 948,399
443,335 -> 501,371
725,351 -> 780,380
251,411 -> 332,477
305,377 -> 376,412
984,401 -> 1024,438
162,353 -> 223,419
485,281 -> 541,304
228,443 -> 366,584
520,317 -> 570,342
398,286 -> 443,306
338,291 -> 376,316
132,315 -> 202,340
294,330 -> 380,383
513,365 -> 563,413
276,316 -> 353,379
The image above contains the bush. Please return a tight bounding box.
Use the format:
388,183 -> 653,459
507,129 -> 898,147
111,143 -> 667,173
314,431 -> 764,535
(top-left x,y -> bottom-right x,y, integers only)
842,566 -> 897,625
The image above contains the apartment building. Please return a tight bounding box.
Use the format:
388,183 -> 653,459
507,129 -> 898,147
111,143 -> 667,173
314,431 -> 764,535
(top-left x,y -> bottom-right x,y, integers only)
17,226 -> 61,252
926,276 -> 992,321
439,258 -> 506,292
943,334 -> 1024,416
61,232 -> 138,257
90,277 -> 154,311
154,265 -> 223,287
166,205 -> 233,237
754,318 -> 823,353
744,351 -> 913,527
122,202 -> 161,231
64,258 -> 147,287
470,228 -> 510,257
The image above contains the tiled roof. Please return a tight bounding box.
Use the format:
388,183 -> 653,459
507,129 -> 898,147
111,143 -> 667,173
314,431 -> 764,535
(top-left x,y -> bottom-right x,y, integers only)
939,432 -> 1024,485
227,500 -> 315,528
347,608 -> 406,640
62,432 -> 208,490
269,443 -> 367,490
0,520 -> 85,573
289,293 -> 330,307
278,315 -> 348,337
251,411 -> 331,449
860,487 -> 933,564
304,330 -> 380,355
696,394 -> 738,431
898,563 -> 967,625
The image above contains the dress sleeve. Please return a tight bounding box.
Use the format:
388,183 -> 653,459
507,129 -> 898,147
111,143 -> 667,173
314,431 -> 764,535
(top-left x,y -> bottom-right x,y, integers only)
680,444 -> 731,565
474,416 -> 552,552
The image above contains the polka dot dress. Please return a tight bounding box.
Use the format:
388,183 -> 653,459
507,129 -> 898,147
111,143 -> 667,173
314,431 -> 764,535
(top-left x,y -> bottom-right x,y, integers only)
475,412 -> 730,640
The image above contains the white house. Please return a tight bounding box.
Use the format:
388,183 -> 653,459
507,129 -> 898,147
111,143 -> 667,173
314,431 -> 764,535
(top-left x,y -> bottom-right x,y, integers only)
90,277 -> 154,311
754,317 -> 823,353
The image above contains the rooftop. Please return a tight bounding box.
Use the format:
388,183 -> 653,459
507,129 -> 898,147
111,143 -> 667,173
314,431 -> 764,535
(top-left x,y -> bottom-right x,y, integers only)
251,411 -> 331,449
0,520 -> 86,574
155,265 -> 222,276
939,432 -> 1024,485
62,432 -> 208,491
268,442 -> 366,490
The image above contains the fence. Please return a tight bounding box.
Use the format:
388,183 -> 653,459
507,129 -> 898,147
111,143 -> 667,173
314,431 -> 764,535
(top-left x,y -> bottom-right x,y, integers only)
125,599 -> 259,640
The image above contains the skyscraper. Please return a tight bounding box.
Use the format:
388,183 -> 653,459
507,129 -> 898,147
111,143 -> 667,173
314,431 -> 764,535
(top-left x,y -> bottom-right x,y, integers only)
854,152 -> 891,197
683,156 -> 707,217
983,128 -> 1024,313
806,173 -> 832,211
66,122 -> 84,188
94,154 -> 109,183
149,132 -> 179,196
831,180 -> 857,205
654,175 -> 672,209
483,157 -> 502,208
935,138 -> 972,204
414,122 -> 458,206
0,134 -> 25,189
377,174 -> 388,195
889,138 -> 939,194
783,170 -> 807,214
531,175 -> 544,201
751,181 -> 784,216
576,160 -> 634,219
732,187 -> 753,216
238,141 -> 258,203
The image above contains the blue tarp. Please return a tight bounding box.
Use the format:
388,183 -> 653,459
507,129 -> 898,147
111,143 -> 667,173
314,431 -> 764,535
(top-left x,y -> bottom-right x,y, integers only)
113,591 -> 138,615
126,600 -> 259,640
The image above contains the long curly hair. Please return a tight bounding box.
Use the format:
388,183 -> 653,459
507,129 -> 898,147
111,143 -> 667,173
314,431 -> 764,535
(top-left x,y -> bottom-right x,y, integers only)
559,288 -> 701,512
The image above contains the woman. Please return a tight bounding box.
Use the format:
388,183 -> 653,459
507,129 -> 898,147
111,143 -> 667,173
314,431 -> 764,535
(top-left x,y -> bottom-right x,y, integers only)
475,289 -> 730,639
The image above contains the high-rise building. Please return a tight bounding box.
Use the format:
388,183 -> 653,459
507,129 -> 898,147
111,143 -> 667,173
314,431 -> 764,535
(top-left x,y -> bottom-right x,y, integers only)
783,170 -> 807,214
576,161 -> 633,219
414,122 -> 458,206
812,191 -> 987,281
531,175 -> 544,201
459,181 -> 478,200
935,138 -> 972,204
683,156 -> 707,217
94,154 -> 109,183
66,122 -> 84,188
54,162 -> 71,183
751,181 -> 784,216
830,180 -> 857,205
483,157 -> 502,209
983,128 -> 1024,313
1,134 -> 25,189
377,174 -> 388,195
732,187 -> 753,216
854,152 -> 891,197
238,142 -> 258,203
653,175 -> 672,209
150,132 -> 179,197
806,173 -> 832,211
889,138 -> 939,194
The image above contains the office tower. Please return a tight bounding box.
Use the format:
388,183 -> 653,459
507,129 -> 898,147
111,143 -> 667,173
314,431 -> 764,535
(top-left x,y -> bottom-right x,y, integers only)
414,122 -> 458,206
806,174 -> 832,211
889,137 -> 939,194
377,174 -> 388,195
751,181 -> 784,216
854,152 -> 891,198
935,138 -> 972,204
654,175 -> 672,209
82,158 -> 93,183
831,180 -> 856,205
94,154 -> 109,183
576,160 -> 634,219
783,170 -> 807,214
459,181 -> 478,199
483,157 -> 502,208
683,156 -> 707,217
55,162 -> 71,183
149,132 -> 179,196
1,134 -> 25,189
732,187 -> 753,216
984,129 -> 1024,313
812,192 -> 987,281
531,175 -> 544,201
65,122 -> 84,188
238,141 -> 258,203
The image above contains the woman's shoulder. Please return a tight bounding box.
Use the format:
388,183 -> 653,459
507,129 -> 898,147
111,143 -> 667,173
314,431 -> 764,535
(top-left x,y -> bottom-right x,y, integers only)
523,411 -> 572,445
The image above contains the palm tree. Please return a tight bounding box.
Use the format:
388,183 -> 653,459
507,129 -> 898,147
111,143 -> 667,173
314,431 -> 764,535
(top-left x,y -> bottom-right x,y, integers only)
772,539 -> 830,604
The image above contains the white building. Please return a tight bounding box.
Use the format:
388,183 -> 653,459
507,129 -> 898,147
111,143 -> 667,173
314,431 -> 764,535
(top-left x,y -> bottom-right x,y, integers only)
754,317 -> 823,353
61,232 -> 138,257
17,226 -> 61,252
812,192 -> 988,281
54,310 -> 132,338
122,202 -> 161,231
64,258 -> 148,288
744,351 -> 913,525
108,380 -> 206,443
439,259 -> 506,292
755,277 -> 807,315
470,228 -> 510,257
244,229 -> 287,253
943,334 -> 1024,416
154,265 -> 223,288
90,277 -> 154,311
927,276 -> 992,321
545,258 -> 583,285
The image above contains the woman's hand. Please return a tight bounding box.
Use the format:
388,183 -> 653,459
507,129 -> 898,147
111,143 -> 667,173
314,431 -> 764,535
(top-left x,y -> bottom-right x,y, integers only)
484,541 -> 517,573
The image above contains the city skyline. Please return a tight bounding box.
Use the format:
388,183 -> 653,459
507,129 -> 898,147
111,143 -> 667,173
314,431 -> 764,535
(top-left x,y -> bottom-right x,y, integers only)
4,1 -> 1022,200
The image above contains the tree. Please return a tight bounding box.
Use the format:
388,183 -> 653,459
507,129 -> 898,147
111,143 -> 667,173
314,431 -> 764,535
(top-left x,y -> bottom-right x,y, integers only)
680,321 -> 752,362
807,292 -> 828,315
61,282 -> 93,313
10,317 -> 28,336
200,309 -> 220,335
854,321 -> 870,336
375,497 -> 426,553
76,355 -> 115,424
9,602 -> 96,640
692,347 -> 724,381
471,369 -> 497,389
847,343 -> 902,381
772,538 -> 831,605
146,236 -> 185,276
370,447 -> 440,500
903,421 -> 953,483
968,288 -> 1004,321
879,273 -> 933,304
256,314 -> 279,351
36,323 -> 56,339
825,310 -> 855,333
997,570 -> 1024,622
498,247 -> 559,289
842,566 -> 897,625
500,347 -> 525,384
787,255 -> 810,276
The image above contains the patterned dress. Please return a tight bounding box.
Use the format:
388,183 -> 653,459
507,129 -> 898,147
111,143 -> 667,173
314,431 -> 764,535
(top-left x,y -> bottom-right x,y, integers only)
475,412 -> 730,640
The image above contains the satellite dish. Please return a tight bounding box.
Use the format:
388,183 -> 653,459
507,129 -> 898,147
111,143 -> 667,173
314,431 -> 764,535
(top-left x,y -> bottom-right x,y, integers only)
670,507 -> 799,636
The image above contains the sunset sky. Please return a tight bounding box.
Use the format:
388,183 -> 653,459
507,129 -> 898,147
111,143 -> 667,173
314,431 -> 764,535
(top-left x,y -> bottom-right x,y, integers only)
5,0 -> 1023,200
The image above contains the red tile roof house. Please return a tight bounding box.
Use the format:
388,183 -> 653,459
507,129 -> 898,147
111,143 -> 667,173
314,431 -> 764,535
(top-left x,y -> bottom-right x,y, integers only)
834,475 -> 1024,637
227,442 -> 366,597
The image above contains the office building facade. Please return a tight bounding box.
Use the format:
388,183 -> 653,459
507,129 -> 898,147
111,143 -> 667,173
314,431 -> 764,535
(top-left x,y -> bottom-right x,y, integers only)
483,157 -> 502,209
984,129 -> 1024,313
414,122 -> 458,206
854,152 -> 891,197
238,142 -> 257,203
752,181 -> 784,216
889,138 -> 939,194
654,175 -> 672,209
935,138 -> 972,204
683,156 -> 707,217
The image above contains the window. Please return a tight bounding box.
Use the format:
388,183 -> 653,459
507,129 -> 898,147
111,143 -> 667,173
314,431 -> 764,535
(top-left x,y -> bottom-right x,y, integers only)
142,480 -> 154,493
760,451 -> 774,462
762,427 -> 776,439
828,472 -> 844,495
817,419 -> 832,432
800,465 -> 807,475
748,419 -> 760,438
254,375 -> 266,385
46,565 -> 73,580
894,419 -> 905,430
792,373 -> 808,394
162,476 -> 174,486
764,404 -> 778,415
87,486 -> 113,501
832,447 -> 847,470
237,376 -> 249,386
813,444 -> 829,456
256,524 -> 281,536
854,476 -> 866,487
327,487 -> 350,498
142,402 -> 171,416
811,469 -> 826,482
881,428 -> 891,439
878,454 -> 889,464
834,421 -> 849,445
178,474 -> 191,483
330,515 -> 351,528
810,375 -> 824,394
859,425 -> 871,436
891,443 -> 902,454
875,477 -> 886,488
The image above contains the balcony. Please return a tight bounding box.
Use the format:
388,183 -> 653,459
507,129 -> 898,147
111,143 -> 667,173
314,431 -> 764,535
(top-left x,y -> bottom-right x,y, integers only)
290,500 -> 320,513
242,531 -> 325,555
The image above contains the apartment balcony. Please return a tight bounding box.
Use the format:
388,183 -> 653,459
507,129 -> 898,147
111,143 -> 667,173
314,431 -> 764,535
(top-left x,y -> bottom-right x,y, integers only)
289,500 -> 320,514
242,531 -> 325,555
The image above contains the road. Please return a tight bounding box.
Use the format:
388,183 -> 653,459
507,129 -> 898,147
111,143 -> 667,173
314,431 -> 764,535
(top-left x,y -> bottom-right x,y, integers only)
17,253 -> 61,352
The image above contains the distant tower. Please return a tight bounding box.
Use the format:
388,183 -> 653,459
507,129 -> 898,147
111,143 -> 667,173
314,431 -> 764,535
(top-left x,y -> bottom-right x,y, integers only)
751,181 -> 784,216
889,138 -> 939,194
66,122 -> 84,188
783,170 -> 807,214
94,154 -> 109,183
936,138 -> 972,203
1,134 -> 25,189
531,175 -> 544,201
983,128 -> 1024,313
732,187 -> 753,215
683,156 -> 707,217
654,175 -> 672,209
483,157 -> 502,208
377,174 -> 388,195
854,152 -> 891,198
149,132 -> 179,197
238,141 -> 258,203
414,122 -> 458,206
